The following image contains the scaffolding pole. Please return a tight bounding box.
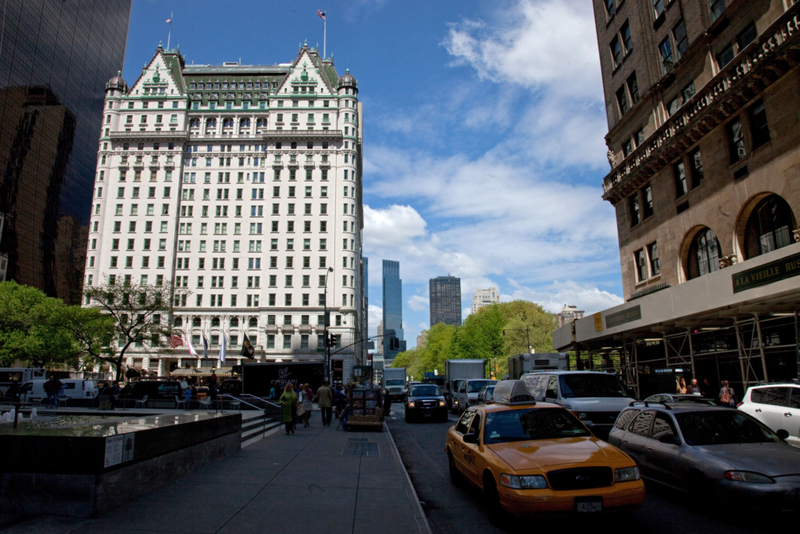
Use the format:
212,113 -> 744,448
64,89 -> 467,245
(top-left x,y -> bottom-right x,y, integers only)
752,313 -> 770,385
686,328 -> 697,379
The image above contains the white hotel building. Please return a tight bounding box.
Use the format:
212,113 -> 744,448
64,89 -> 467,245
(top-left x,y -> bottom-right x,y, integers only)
84,43 -> 365,380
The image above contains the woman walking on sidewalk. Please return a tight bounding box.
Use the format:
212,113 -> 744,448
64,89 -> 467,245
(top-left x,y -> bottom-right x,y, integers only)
302,384 -> 314,427
280,383 -> 298,435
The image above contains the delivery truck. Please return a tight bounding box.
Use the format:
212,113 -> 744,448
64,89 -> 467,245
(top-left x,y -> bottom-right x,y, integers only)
443,359 -> 486,410
507,353 -> 568,379
382,367 -> 407,401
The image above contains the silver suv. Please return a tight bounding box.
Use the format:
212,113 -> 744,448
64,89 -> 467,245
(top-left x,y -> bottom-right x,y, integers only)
738,383 -> 800,446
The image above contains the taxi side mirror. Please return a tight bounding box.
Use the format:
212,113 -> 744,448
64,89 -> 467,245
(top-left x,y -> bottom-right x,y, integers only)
776,429 -> 790,441
463,433 -> 479,444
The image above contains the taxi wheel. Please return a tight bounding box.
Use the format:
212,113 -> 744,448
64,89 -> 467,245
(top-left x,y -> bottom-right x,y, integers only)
447,450 -> 462,486
483,472 -> 505,521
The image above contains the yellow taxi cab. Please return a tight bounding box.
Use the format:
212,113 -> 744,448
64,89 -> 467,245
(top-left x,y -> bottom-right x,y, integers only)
445,380 -> 645,516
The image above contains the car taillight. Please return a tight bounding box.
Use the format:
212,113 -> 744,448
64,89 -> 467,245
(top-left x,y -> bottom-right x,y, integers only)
736,402 -> 743,407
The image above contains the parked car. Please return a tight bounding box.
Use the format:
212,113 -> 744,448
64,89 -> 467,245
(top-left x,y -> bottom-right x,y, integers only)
520,371 -> 635,440
643,393 -> 717,406
446,380 -> 645,517
119,380 -> 186,400
477,384 -> 496,404
738,383 -> 800,446
453,379 -> 498,414
21,379 -> 98,403
608,403 -> 800,511
404,383 -> 448,423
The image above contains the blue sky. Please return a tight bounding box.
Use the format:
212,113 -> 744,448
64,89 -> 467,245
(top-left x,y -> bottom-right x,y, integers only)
124,0 -> 625,348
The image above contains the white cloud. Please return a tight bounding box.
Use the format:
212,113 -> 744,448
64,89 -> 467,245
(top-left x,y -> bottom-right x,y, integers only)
408,295 -> 429,312
503,280 -> 624,316
442,0 -> 602,99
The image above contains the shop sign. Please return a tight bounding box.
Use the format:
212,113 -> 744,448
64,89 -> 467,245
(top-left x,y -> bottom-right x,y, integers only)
732,252 -> 800,293
593,312 -> 603,332
605,305 -> 642,328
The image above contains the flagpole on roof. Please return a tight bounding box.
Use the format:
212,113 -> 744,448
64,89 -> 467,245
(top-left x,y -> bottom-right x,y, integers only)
317,10 -> 327,58
166,12 -> 173,50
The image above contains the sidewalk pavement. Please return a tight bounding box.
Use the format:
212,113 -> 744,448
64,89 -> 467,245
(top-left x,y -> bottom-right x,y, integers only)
0,417 -> 432,534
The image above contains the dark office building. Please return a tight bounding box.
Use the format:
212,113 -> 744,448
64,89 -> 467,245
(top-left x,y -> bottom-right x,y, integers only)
429,276 -> 461,327
0,0 -> 132,302
382,260 -> 405,361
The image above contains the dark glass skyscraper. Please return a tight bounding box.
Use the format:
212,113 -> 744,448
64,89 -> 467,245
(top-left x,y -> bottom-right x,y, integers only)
430,276 -> 461,327
0,0 -> 132,302
382,259 -> 404,360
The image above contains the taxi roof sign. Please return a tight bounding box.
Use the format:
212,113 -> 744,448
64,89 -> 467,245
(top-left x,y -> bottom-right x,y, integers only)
493,380 -> 536,406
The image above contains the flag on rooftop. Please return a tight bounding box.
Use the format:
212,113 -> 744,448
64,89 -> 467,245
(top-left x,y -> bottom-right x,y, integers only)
317,9 -> 326,21
202,334 -> 209,359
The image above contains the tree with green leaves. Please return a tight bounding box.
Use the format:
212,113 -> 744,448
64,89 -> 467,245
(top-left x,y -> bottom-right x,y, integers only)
0,281 -> 115,368
84,280 -> 186,382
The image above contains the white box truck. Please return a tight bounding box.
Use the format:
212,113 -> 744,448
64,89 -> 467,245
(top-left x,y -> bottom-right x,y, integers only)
507,353 -> 568,379
382,367 -> 407,401
444,359 -> 486,411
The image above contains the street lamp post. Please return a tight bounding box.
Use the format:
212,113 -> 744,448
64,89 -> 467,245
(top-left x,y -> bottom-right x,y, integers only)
323,266 -> 334,381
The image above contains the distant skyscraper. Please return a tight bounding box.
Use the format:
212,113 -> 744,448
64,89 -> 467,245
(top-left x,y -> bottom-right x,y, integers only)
0,0 -> 132,302
382,260 -> 404,360
429,276 -> 461,326
472,287 -> 500,314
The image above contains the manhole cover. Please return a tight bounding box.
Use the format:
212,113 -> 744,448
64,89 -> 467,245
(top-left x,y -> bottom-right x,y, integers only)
342,442 -> 380,456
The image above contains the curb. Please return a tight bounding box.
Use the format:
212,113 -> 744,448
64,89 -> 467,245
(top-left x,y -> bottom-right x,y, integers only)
383,421 -> 434,534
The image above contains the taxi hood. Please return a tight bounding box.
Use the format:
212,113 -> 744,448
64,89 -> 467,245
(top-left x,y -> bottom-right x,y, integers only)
487,438 -> 622,471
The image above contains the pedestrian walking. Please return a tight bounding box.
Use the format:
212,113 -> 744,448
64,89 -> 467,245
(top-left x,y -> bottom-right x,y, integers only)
295,384 -> 306,427
43,375 -> 63,408
280,383 -> 298,435
719,380 -> 737,407
688,378 -> 700,395
383,388 -> 392,417
333,385 -> 347,419
677,377 -> 688,394
317,381 -> 333,426
302,384 -> 314,427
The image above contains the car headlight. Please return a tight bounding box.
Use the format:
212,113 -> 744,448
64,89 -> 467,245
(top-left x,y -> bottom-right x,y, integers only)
499,474 -> 548,489
615,467 -> 640,482
438,400 -> 446,407
571,411 -> 588,420
407,401 -> 415,408
724,471 -> 775,484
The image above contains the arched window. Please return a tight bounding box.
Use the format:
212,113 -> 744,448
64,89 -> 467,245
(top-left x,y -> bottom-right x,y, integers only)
192,317 -> 201,327
249,317 -> 258,328
174,317 -> 183,327
189,118 -> 200,128
230,317 -> 239,328
206,118 -> 217,129
240,118 -> 251,128
688,227 -> 721,279
222,118 -> 234,128
211,317 -> 220,327
744,195 -> 796,259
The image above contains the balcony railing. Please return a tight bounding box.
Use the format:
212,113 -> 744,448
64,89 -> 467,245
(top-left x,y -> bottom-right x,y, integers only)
602,5 -> 800,203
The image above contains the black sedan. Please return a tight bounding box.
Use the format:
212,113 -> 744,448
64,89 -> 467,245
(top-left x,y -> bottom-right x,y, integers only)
405,384 -> 448,423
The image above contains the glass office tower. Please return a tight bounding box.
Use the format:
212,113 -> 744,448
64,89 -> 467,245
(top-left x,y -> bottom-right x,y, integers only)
382,260 -> 405,361
0,0 -> 132,302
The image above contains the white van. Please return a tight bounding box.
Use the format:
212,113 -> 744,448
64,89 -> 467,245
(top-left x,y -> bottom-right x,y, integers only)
520,371 -> 635,439
21,379 -> 99,403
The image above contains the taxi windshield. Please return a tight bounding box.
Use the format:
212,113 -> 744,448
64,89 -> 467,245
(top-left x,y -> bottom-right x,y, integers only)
483,409 -> 591,444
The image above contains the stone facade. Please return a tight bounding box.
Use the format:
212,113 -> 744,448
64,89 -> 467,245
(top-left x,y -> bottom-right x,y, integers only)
595,0 -> 800,300
84,44 -> 365,377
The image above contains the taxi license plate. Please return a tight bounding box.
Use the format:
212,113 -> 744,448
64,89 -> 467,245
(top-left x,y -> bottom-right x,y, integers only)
424,413 -> 432,417
575,497 -> 603,513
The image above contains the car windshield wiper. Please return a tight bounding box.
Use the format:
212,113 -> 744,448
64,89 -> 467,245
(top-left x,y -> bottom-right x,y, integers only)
487,436 -> 530,443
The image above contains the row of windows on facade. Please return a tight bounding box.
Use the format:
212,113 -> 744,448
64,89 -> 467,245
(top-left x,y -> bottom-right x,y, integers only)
174,314 -> 345,329
616,14 -> 757,126
184,98 -> 357,113
98,215 -> 354,234
90,252 -> 341,271
101,236 -> 357,266
604,0 -> 727,25
634,195 -> 796,284
629,98 -> 769,226
119,333 -> 343,351
173,292 -> 357,309
172,273 -> 354,290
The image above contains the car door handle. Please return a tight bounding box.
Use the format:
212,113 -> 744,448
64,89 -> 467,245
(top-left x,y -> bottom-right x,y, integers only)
785,413 -> 792,417
755,408 -> 762,413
